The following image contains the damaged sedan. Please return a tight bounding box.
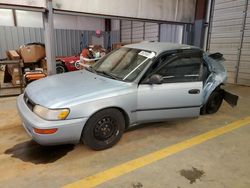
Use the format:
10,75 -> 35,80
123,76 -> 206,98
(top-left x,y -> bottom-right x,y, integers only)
17,42 -> 238,150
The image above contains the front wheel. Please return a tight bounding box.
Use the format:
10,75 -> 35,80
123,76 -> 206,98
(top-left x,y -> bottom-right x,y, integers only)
81,108 -> 125,150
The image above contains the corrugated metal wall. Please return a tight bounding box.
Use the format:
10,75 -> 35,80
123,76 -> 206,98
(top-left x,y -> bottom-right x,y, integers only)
160,24 -> 184,44
54,29 -> 88,57
121,20 -> 132,43
132,21 -> 144,42
120,20 -> 186,44
120,20 -> 160,43
208,0 -> 250,86
0,26 -> 44,59
144,22 -> 159,42
0,26 -> 120,59
103,30 -> 120,49
182,24 -> 194,45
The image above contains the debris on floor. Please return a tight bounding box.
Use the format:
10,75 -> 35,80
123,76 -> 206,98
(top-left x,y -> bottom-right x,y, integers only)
180,167 -> 205,184
4,141 -> 75,164
132,182 -> 143,188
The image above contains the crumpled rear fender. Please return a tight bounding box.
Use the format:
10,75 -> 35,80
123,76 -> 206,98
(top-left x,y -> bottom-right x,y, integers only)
202,53 -> 238,107
202,53 -> 227,105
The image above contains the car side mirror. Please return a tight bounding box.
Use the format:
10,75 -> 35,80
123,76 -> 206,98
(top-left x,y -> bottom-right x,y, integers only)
148,74 -> 163,84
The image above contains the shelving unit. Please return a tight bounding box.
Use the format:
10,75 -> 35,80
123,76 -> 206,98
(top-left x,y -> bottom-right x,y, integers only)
0,60 -> 23,97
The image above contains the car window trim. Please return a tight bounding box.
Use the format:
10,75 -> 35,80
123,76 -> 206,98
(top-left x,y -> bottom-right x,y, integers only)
139,49 -> 203,84
153,56 -> 203,83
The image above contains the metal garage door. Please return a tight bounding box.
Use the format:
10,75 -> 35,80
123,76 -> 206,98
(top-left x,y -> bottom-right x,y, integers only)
239,2 -> 250,85
121,20 -> 159,43
207,0 -> 250,85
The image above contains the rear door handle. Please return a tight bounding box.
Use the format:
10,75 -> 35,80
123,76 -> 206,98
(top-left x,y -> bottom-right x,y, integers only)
188,89 -> 200,94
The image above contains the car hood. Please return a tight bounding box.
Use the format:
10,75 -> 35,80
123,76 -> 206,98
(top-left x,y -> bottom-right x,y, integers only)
25,70 -> 132,108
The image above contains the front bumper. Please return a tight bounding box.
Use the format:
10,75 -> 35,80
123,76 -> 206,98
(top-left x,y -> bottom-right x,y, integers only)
17,94 -> 88,145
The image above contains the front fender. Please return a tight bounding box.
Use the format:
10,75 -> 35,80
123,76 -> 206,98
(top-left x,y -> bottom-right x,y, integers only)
66,92 -> 137,124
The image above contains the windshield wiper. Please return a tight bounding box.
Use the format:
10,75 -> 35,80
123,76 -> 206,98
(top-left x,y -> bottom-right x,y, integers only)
96,70 -> 120,80
86,67 -> 119,80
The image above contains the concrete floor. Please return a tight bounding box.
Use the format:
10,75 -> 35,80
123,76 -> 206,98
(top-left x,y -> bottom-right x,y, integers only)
0,84 -> 250,188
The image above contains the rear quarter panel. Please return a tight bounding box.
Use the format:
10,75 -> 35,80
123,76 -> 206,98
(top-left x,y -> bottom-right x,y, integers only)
203,53 -> 227,104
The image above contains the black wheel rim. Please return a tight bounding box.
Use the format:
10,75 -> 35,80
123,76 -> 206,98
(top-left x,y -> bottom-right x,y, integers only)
94,117 -> 118,142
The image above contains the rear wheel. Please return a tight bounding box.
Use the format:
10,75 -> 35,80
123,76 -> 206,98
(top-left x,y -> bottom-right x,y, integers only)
81,108 -> 125,150
202,90 -> 223,114
56,61 -> 67,74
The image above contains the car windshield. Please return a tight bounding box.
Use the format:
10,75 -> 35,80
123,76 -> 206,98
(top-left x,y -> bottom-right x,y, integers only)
90,47 -> 155,82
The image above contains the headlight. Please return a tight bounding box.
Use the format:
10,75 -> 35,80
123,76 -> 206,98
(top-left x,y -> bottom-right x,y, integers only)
33,105 -> 69,120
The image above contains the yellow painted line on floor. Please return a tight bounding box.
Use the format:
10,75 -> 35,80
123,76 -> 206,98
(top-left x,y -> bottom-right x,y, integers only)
63,116 -> 250,188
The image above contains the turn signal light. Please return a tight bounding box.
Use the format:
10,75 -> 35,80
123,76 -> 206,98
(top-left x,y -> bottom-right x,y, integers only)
34,128 -> 58,134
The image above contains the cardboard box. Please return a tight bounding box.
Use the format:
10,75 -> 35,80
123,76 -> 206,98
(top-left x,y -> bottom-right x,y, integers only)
12,68 -> 20,77
20,44 -> 46,63
6,50 -> 20,60
11,75 -> 21,86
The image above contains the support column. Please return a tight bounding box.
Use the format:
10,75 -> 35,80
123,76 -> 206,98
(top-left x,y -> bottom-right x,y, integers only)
43,0 -> 56,75
193,0 -> 207,48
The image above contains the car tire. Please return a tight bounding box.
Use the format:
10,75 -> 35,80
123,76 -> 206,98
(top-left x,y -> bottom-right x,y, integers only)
56,62 -> 67,74
203,90 -> 223,114
81,108 -> 125,150
75,61 -> 81,70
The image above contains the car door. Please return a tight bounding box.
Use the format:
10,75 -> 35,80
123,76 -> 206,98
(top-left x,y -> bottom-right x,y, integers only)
136,50 -> 203,123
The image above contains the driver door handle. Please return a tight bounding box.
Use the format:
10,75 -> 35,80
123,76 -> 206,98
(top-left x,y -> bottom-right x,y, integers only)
188,89 -> 200,94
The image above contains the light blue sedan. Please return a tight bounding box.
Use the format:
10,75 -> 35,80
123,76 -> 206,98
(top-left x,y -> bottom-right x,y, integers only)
17,42 -> 238,150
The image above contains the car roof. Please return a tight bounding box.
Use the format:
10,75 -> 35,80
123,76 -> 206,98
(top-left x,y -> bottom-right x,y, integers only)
124,42 -> 200,55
